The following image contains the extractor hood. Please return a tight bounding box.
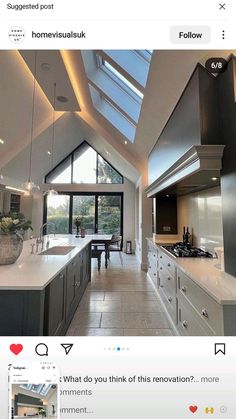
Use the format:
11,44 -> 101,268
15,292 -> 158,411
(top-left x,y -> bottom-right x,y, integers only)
146,145 -> 225,197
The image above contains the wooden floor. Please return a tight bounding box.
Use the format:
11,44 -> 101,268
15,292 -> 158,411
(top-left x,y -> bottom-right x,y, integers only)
66,252 -> 174,336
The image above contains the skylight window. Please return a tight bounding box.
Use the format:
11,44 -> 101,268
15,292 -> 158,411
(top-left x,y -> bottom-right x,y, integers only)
82,50 -> 153,143
20,384 -> 52,396
134,50 -> 153,62
103,60 -> 144,100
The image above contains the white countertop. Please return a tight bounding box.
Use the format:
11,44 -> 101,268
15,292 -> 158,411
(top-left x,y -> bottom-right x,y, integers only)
147,238 -> 236,305
0,235 -> 93,291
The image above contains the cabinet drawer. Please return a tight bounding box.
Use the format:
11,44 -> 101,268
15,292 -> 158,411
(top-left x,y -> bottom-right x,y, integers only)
148,266 -> 158,289
178,297 -> 215,336
159,252 -> 176,277
159,263 -> 176,298
159,287 -> 177,324
148,245 -> 158,260
148,252 -> 158,271
177,268 -> 223,334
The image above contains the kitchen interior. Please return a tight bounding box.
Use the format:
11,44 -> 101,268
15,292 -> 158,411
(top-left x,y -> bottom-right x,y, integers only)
11,383 -> 58,418
0,49 -> 236,337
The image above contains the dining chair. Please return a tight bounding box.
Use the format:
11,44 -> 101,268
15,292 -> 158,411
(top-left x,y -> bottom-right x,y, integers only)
91,245 -> 103,271
106,234 -> 123,265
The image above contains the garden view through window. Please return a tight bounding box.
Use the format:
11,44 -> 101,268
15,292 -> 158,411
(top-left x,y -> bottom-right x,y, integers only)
46,193 -> 123,237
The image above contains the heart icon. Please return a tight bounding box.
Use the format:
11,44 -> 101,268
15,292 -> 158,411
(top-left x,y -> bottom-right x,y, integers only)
10,344 -> 23,355
189,406 -> 198,414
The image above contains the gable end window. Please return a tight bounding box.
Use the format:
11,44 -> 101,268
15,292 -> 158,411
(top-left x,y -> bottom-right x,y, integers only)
45,142 -> 123,185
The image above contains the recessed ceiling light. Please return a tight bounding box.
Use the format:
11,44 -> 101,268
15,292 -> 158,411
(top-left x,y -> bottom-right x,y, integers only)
211,177 -> 218,181
47,151 -> 51,155
0,139 -> 4,145
40,62 -> 50,72
166,194 -> 170,198
124,140 -> 128,145
57,95 -> 68,103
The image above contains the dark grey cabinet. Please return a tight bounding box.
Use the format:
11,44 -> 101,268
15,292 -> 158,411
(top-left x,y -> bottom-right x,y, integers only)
44,269 -> 66,336
218,56 -> 236,276
65,253 -> 83,326
148,64 -> 220,186
0,243 -> 91,336
0,290 -> 45,336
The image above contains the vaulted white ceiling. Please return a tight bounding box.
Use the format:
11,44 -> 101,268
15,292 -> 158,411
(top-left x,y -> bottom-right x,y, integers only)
0,49 -> 235,188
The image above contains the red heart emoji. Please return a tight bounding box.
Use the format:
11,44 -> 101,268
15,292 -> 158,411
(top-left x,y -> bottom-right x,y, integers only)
189,406 -> 198,413
10,344 -> 23,355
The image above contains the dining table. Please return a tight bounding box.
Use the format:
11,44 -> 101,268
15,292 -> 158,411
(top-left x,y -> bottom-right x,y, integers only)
88,234 -> 112,268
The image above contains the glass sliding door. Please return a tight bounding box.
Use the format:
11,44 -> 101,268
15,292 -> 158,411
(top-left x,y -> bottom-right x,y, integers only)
44,193 -> 123,237
72,195 -> 96,234
97,195 -> 122,235
46,194 -> 70,234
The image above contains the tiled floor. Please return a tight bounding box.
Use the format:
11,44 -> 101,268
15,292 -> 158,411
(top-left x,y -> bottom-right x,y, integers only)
66,252 -> 174,336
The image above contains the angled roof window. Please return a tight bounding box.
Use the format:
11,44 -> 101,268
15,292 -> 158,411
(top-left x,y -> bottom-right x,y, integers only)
82,50 -> 153,143
103,60 -> 144,100
20,384 -> 52,396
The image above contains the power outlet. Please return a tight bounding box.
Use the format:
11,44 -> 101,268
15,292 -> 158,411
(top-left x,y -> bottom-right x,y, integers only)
163,226 -> 171,232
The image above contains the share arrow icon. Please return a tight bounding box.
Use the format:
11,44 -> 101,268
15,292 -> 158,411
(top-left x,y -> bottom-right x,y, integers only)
61,344 -> 74,355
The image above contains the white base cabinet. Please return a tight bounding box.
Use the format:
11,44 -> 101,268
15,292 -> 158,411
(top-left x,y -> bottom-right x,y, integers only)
147,238 -> 236,336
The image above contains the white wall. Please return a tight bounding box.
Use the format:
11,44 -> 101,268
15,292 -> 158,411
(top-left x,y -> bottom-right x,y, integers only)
135,171 -> 152,270
0,190 -> 4,213
177,186 -> 223,252
47,388 -> 58,418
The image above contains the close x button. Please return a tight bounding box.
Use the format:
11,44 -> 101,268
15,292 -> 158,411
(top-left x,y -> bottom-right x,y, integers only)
170,26 -> 211,44
219,3 -> 226,10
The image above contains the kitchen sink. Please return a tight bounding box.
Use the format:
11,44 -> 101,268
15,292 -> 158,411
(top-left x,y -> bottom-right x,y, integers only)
39,246 -> 76,255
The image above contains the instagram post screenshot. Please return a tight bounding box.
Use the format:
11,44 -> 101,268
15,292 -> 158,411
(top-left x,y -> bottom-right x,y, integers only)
0,0 -> 236,417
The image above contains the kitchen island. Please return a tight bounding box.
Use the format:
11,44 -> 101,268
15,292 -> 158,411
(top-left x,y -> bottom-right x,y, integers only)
0,235 -> 92,336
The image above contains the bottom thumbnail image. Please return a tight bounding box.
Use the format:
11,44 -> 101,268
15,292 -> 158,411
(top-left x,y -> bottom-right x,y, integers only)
10,384 -> 58,419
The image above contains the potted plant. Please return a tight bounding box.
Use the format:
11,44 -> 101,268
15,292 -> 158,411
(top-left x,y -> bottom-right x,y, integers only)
0,212 -> 33,265
38,407 -> 46,418
74,216 -> 82,238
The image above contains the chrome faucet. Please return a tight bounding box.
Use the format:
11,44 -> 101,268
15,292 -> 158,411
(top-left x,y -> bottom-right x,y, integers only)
36,222 -> 57,251
39,222 -> 56,241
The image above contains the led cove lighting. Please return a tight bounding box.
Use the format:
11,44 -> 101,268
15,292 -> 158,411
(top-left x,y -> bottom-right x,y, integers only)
6,186 -> 27,193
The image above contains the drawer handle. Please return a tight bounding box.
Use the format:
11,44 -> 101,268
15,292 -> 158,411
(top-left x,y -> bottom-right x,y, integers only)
160,255 -> 163,259
59,273 -> 64,279
201,309 -> 209,318
153,273 -> 156,276
181,286 -> 187,293
160,267 -> 163,270
160,285 -> 164,288
168,296 -> 172,302
75,282 -> 81,287
149,266 -> 151,269
167,263 -> 171,267
182,320 -> 188,329
168,276 -> 171,281
153,254 -> 156,257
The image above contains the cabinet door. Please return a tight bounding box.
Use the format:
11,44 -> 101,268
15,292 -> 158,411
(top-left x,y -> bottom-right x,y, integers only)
66,259 -> 77,318
45,269 -> 66,336
82,245 -> 90,286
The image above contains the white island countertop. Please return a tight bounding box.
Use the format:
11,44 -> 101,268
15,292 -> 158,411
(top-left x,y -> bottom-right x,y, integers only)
147,237 -> 236,305
0,235 -> 94,291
